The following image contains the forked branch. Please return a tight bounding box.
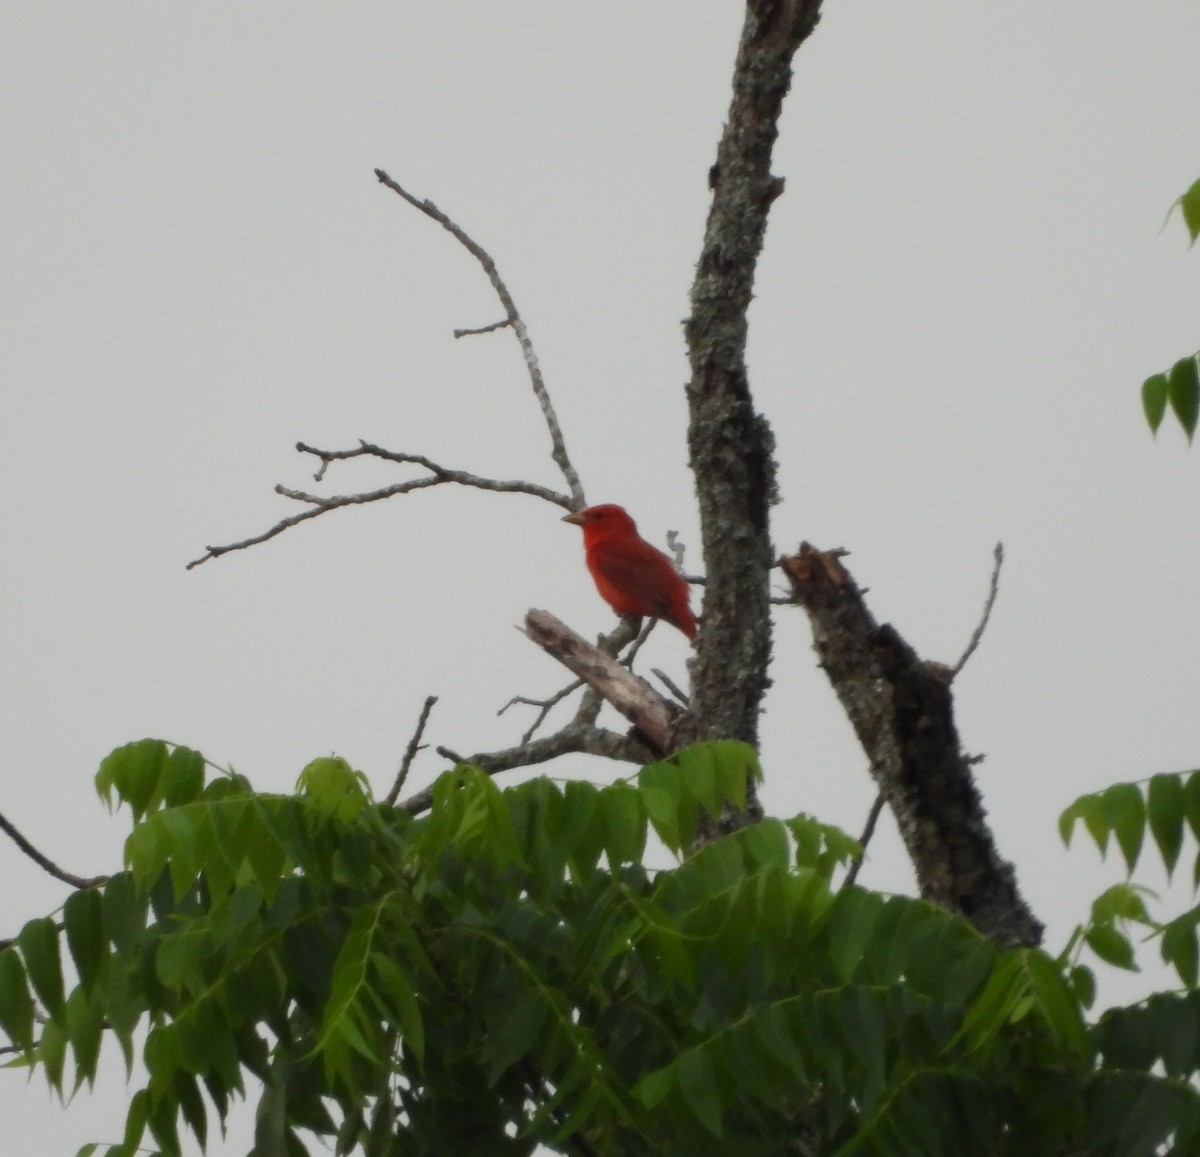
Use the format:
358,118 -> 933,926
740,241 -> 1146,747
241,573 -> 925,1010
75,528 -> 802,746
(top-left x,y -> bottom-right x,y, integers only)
189,172 -> 585,570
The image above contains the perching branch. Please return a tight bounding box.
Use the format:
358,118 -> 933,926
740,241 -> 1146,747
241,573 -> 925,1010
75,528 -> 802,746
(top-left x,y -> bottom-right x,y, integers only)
522,611 -> 685,754
496,618 -> 654,744
0,807 -> 107,890
780,543 -> 1042,947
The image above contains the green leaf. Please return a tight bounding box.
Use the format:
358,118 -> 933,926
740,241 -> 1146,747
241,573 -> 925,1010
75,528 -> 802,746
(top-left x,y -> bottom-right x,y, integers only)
1147,773 -> 1186,878
63,889 -> 106,995
66,986 -> 103,1091
1085,924 -> 1138,971
635,1064 -> 673,1110
1025,951 -> 1089,1060
600,782 -> 646,866
640,759 -> 694,855
122,1087 -> 150,1153
672,743 -> 722,818
562,780 -> 603,882
1060,792 -> 1109,855
1143,373 -> 1169,434
157,808 -> 201,901
1168,355 -> 1200,443
102,872 -> 148,956
96,738 -> 169,820
1100,783 -> 1145,874
1069,964 -> 1096,1010
676,1047 -> 724,1137
296,755 -> 370,824
37,1015 -> 66,1093
1180,177 -> 1200,243
1091,882 -> 1154,927
162,746 -> 206,807
370,951 -> 424,1065
1162,917 -> 1200,989
0,949 -> 34,1051
18,917 -> 64,1021
485,987 -> 547,1085
826,887 -> 884,984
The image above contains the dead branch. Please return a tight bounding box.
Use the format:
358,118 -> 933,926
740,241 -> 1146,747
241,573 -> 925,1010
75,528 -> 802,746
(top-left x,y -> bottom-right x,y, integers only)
189,168 -> 585,570
385,695 -> 438,806
499,679 -> 585,744
651,668 -> 690,708
780,543 -> 1042,947
0,808 -> 107,890
953,542 -> 1004,676
523,610 -> 685,754
187,443 -> 569,569
402,720 -> 652,817
842,789 -> 886,890
454,318 -> 511,339
374,168 -> 585,509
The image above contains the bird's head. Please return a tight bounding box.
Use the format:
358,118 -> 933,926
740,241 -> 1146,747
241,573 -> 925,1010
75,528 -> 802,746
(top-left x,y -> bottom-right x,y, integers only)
562,504 -> 638,540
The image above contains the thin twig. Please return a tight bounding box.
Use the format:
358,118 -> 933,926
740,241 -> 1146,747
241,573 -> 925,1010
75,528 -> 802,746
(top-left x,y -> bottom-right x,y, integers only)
952,542 -> 1004,676
842,790 -> 886,890
386,696 -> 438,806
498,678 -> 585,745
454,319 -> 512,339
187,444 -> 570,569
375,169 -> 585,509
651,668 -> 690,708
620,618 -> 656,669
0,808 -> 107,890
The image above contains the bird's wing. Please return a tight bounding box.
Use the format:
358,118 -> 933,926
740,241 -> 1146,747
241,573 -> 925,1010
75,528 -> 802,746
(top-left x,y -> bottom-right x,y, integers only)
588,539 -> 679,618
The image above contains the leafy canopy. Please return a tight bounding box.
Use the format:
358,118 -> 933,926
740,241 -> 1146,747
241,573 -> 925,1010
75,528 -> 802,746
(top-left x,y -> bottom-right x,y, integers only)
4,741 -> 1200,1155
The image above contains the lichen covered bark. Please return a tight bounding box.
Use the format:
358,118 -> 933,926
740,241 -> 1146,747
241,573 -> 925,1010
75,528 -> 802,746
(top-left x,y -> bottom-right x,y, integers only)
684,1 -> 822,751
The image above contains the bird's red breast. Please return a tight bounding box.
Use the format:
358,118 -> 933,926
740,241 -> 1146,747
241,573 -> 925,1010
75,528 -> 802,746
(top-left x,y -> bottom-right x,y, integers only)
563,504 -> 698,640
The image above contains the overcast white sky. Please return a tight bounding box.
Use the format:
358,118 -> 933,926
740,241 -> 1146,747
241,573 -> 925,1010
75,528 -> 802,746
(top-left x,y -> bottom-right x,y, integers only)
4,3 -> 1200,1152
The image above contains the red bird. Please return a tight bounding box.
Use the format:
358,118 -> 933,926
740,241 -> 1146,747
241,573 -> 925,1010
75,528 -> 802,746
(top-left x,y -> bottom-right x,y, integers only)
562,504 -> 698,640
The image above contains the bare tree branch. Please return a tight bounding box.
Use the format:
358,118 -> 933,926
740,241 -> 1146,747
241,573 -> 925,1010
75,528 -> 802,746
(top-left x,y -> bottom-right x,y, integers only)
454,318 -> 511,339
189,166 -> 586,571
842,789 -> 886,890
0,808 -> 107,890
523,610 -> 685,754
402,720 -> 651,817
780,543 -> 1043,947
499,679 -> 585,745
651,668 -> 690,708
385,695 -> 438,806
953,542 -> 1004,676
375,168 -> 585,509
187,443 -> 569,569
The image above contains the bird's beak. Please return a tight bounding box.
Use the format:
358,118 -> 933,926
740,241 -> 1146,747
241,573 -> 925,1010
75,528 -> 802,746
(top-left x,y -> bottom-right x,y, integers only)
562,512 -> 586,526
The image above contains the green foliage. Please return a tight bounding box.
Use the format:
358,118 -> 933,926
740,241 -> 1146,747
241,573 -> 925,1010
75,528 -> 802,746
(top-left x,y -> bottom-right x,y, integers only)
1143,180 -> 1200,442
1061,770 -> 1200,990
1177,177 -> 1200,245
4,740 -> 1200,1154
1143,357 -> 1200,442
